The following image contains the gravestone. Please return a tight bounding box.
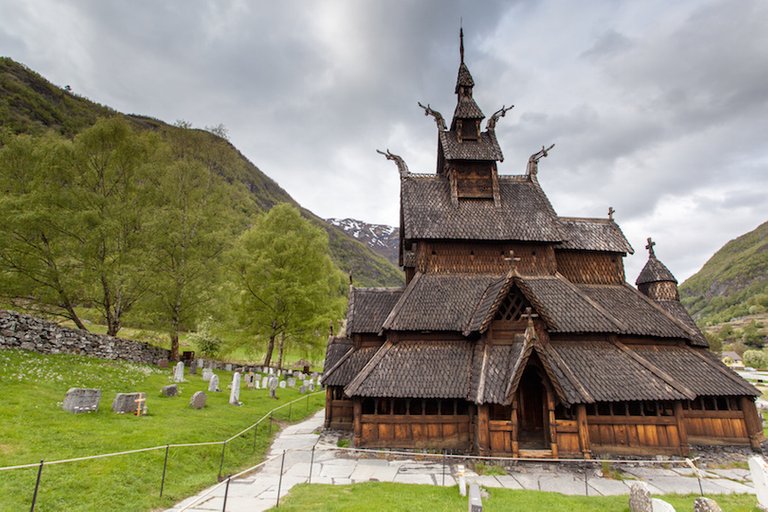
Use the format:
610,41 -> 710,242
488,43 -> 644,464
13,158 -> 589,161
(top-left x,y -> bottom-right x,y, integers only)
161,384 -> 178,397
261,376 -> 269,388
254,380 -> 260,389
456,464 -> 466,496
749,455 -> 768,510
202,368 -> 213,382
189,391 -> 206,409
156,358 -> 169,368
63,388 -> 101,413
112,392 -> 147,415
629,482 -> 652,512
308,382 -> 315,392
287,378 -> 296,387
468,483 -> 482,511
225,363 -> 232,372
189,364 -> 197,375
246,371 -> 256,389
229,372 -> 242,405
208,374 -> 220,392
651,499 -> 675,512
268,375 -> 278,399
299,385 -> 307,394
173,361 -> 185,382
279,380 -> 286,389
298,373 -> 306,381
197,359 -> 205,368
693,498 -> 722,512
311,372 -> 318,379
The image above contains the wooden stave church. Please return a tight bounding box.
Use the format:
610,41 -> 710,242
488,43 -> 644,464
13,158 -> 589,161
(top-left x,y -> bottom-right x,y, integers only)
321,36 -> 761,458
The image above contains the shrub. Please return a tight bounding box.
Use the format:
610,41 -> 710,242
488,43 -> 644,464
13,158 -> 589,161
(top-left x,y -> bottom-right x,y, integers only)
188,318 -> 222,358
742,350 -> 768,369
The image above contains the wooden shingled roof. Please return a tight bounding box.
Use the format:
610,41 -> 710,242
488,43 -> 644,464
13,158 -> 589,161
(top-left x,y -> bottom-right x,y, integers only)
401,175 -> 562,241
636,256 -> 678,285
322,336 -> 352,373
557,217 -> 634,254
322,345 -> 380,387
344,340 -> 474,399
439,130 -> 503,161
346,287 -> 403,334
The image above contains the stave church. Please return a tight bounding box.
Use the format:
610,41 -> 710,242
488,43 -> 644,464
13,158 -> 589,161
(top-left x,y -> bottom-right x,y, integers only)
321,33 -> 761,458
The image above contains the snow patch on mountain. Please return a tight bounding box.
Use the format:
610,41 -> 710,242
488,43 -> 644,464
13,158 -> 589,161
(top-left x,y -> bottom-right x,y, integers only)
327,218 -> 399,265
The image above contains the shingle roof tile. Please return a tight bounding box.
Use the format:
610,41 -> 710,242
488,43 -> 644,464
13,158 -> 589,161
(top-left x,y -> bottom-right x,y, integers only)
347,287 -> 403,334
636,257 -> 678,285
558,218 -> 634,254
322,345 -> 379,387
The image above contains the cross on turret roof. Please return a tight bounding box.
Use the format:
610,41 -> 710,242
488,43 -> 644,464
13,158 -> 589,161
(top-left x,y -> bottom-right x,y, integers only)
646,237 -> 656,258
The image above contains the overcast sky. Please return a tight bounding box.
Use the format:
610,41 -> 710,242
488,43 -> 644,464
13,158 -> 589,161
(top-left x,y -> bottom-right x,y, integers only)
2,0 -> 766,282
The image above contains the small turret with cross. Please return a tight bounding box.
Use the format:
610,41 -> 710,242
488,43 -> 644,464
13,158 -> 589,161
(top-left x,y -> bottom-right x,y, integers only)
646,237 -> 656,258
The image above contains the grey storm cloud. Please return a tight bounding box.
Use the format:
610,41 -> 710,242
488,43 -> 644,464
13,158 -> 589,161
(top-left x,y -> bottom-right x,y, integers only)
1,0 -> 766,283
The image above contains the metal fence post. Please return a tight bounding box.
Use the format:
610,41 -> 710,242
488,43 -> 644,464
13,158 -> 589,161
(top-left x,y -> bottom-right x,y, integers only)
160,445 -> 170,497
217,442 -> 227,481
222,477 -> 231,512
276,450 -> 286,508
308,445 -> 315,484
30,459 -> 43,512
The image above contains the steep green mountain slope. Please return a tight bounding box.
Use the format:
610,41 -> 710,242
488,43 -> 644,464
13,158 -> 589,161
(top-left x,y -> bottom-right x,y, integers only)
680,220 -> 768,324
0,57 -> 402,287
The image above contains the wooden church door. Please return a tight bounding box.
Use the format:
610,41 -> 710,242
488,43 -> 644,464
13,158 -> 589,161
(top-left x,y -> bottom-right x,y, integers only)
516,364 -> 549,450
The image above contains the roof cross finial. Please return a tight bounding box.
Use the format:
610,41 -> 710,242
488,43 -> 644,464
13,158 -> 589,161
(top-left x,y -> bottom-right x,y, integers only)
608,206 -> 615,220
503,250 -> 521,271
460,25 -> 464,64
646,237 -> 656,258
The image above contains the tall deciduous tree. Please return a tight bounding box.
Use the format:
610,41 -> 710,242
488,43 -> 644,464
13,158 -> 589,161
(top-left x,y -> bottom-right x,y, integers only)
231,204 -> 346,367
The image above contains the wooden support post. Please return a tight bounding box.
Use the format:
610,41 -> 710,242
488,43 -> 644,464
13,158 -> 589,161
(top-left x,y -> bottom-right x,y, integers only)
353,398 -> 362,447
673,401 -> 689,456
547,391 -> 558,458
324,387 -> 332,428
740,396 -> 764,451
511,399 -> 519,458
576,404 -> 592,459
477,404 -> 490,455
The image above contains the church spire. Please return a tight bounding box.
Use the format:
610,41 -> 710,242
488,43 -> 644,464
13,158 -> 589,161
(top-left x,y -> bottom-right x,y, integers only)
636,238 -> 679,301
460,26 -> 465,64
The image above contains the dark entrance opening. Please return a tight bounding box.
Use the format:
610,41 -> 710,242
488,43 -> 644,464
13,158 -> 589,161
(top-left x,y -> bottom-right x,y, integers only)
517,364 -> 548,449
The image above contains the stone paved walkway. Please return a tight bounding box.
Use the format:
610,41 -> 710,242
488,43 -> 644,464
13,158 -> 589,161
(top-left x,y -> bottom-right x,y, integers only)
167,410 -> 757,511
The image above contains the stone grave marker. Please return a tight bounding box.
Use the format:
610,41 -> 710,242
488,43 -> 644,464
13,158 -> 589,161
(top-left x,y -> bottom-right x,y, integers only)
287,378 -> 296,387
468,483 -> 482,511
693,497 -> 722,512
112,392 -> 147,415
261,376 -> 269,388
189,391 -> 206,409
197,359 -> 205,368
246,371 -> 256,389
173,361 -> 185,382
202,368 -> 213,382
749,455 -> 768,510
254,380 -> 260,389
161,384 -> 178,397
308,382 -> 315,392
299,385 -> 307,394
189,363 -> 197,375
63,388 -> 101,413
229,372 -> 242,405
279,380 -> 286,389
629,482 -> 651,512
311,372 -> 318,379
651,499 -> 675,512
298,373 -> 306,381
156,358 -> 169,368
268,375 -> 278,399
225,363 -> 232,372
208,374 -> 220,392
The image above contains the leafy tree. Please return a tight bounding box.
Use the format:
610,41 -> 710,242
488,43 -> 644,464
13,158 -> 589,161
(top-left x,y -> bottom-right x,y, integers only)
705,332 -> 722,355
230,204 -> 346,367
743,350 -> 768,370
0,133 -> 87,327
188,317 -> 223,358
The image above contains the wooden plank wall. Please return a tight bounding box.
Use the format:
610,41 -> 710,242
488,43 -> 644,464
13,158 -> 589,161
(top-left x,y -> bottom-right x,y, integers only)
555,251 -> 624,284
554,419 -> 581,456
329,399 -> 354,430
683,410 -> 749,445
417,242 -> 557,275
586,415 -> 682,455
359,414 -> 471,450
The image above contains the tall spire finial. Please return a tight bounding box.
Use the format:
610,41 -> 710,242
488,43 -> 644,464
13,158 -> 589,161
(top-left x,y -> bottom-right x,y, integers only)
646,237 -> 656,258
460,25 -> 465,64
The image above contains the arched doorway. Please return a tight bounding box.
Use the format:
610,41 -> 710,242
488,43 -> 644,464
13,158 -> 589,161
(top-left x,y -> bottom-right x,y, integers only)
516,362 -> 549,450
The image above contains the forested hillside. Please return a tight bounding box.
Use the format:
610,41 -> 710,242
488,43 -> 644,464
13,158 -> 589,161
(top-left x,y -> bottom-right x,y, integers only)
0,57 -> 402,288
680,220 -> 768,325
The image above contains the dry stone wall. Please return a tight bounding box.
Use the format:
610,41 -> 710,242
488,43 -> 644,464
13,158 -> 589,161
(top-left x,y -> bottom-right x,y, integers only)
0,309 -> 169,364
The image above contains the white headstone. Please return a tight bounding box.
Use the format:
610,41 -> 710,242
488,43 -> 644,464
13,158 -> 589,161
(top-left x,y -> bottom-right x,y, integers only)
224,363 -> 232,372
261,376 -> 269,388
749,455 -> 768,509
208,374 -> 220,392
457,465 -> 466,496
279,380 -> 286,389
268,375 -> 278,399
173,361 -> 185,382
268,368 -> 274,375
196,359 -> 205,368
246,371 -> 255,388
629,482 -> 652,512
229,372 -> 241,405
202,368 -> 213,382
651,498 -> 675,512
254,380 -> 260,389
308,382 -> 315,392
288,378 -> 296,387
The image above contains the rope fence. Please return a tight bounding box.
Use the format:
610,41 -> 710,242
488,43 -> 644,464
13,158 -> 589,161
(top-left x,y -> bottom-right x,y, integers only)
0,391 -> 325,511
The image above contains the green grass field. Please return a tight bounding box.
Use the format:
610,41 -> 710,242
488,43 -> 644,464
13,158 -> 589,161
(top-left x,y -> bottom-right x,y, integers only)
270,482 -> 760,511
0,349 -> 325,512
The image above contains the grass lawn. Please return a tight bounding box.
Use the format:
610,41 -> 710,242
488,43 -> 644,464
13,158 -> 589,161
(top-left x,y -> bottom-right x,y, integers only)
0,349 -> 325,512
270,482 -> 760,511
